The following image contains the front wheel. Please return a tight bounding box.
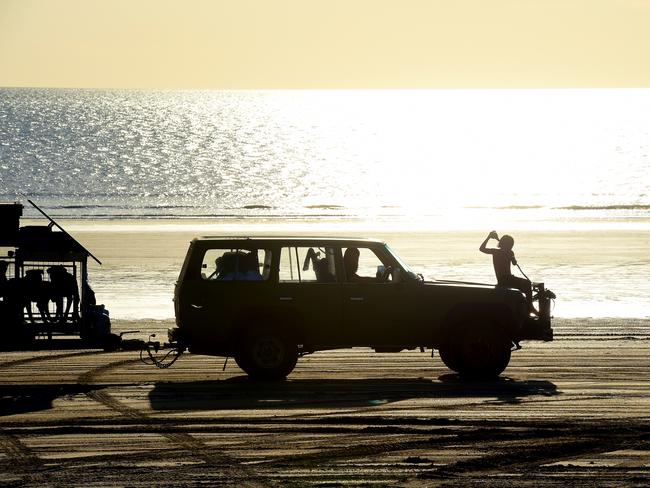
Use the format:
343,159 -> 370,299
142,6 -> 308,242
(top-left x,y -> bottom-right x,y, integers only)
235,327 -> 298,380
439,320 -> 512,379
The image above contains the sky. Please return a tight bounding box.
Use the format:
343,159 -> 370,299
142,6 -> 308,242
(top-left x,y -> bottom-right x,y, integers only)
1,0 -> 650,89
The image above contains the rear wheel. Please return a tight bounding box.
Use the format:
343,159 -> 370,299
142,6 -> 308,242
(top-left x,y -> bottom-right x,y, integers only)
439,319 -> 512,379
235,327 -> 298,380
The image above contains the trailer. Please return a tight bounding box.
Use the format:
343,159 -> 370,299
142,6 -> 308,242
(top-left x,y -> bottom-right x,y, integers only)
0,201 -> 118,350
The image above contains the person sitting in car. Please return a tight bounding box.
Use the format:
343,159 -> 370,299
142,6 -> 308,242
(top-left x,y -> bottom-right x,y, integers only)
303,248 -> 336,283
215,251 -> 263,281
343,248 -> 379,283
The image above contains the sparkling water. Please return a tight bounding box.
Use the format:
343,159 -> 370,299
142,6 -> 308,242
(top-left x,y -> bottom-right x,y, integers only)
1,88 -> 649,223
1,88 -> 649,320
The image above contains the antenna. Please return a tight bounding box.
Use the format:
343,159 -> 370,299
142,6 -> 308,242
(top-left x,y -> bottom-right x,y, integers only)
27,199 -> 102,265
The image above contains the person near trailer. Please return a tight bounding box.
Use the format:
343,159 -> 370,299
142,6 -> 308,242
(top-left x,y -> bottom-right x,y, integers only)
0,260 -> 8,290
0,260 -> 31,339
0,261 -> 26,328
0,261 -> 8,322
47,265 -> 80,323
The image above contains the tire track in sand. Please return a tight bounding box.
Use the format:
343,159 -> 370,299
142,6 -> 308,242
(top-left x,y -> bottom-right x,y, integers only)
0,430 -> 42,467
0,431 -> 50,485
0,350 -> 101,370
77,355 -> 272,487
0,350 -> 104,484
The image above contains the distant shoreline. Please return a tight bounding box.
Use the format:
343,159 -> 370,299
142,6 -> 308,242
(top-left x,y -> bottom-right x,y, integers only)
20,216 -> 650,233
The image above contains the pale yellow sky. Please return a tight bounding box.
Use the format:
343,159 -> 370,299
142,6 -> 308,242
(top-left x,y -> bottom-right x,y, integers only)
1,0 -> 649,89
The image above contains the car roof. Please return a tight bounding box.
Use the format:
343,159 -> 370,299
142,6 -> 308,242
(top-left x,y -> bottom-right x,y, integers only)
192,236 -> 385,246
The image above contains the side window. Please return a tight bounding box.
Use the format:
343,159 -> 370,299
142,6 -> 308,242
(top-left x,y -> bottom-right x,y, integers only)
279,247 -> 337,283
343,247 -> 388,283
201,248 -> 271,281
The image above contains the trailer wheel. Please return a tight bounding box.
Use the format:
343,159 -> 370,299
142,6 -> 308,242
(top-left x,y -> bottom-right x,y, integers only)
439,319 -> 511,379
235,327 -> 298,380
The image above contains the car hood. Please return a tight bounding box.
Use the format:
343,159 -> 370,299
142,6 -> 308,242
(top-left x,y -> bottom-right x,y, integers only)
425,279 -> 496,288
421,279 -> 525,299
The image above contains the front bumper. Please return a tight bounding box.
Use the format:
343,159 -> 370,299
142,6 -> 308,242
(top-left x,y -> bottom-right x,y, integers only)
518,316 -> 553,341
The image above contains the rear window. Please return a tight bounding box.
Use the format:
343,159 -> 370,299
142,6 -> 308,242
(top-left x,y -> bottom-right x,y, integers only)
200,248 -> 272,281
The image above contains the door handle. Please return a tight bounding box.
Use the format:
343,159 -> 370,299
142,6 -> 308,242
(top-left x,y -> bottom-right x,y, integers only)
350,297 -> 364,302
190,304 -> 204,309
279,297 -> 294,301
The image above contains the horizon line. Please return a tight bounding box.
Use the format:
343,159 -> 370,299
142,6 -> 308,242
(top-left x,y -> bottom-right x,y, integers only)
2,85 -> 650,92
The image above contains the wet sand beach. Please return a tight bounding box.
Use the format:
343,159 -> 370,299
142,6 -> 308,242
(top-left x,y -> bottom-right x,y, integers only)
1,318 -> 649,486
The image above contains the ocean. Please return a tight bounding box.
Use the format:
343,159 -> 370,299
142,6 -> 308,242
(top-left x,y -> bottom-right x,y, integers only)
1,88 -> 649,320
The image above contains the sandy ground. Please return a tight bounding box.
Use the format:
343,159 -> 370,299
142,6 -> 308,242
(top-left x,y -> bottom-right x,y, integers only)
1,319 -> 649,486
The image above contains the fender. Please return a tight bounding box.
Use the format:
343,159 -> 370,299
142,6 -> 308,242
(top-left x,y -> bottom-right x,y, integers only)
441,302 -> 518,345
228,306 -> 304,349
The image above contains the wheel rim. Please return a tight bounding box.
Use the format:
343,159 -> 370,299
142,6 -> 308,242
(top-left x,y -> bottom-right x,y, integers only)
442,321 -> 511,377
462,332 -> 507,371
251,335 -> 285,369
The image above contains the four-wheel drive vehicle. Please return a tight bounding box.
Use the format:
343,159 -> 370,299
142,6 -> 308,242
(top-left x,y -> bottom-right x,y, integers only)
172,237 -> 553,380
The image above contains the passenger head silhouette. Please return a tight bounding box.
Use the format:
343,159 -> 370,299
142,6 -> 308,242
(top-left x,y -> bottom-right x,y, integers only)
498,235 -> 514,251
343,247 -> 360,276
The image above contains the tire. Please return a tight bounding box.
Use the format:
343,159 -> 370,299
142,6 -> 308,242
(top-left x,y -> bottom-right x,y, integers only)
439,319 -> 512,379
235,327 -> 298,380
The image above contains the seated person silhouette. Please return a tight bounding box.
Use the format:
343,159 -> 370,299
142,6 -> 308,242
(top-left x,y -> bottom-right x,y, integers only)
343,248 -> 378,283
303,248 -> 336,283
240,251 -> 263,280
0,260 -> 8,320
47,265 -> 80,322
0,261 -> 8,302
21,269 -> 53,323
479,231 -> 535,314
215,251 -> 263,281
0,260 -> 7,286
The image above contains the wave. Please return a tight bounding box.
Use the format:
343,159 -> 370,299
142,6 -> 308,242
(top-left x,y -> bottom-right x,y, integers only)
465,204 -> 650,211
466,205 -> 545,210
305,204 -> 345,209
33,203 -> 350,212
40,213 -> 358,220
52,204 -> 197,210
558,204 -> 650,210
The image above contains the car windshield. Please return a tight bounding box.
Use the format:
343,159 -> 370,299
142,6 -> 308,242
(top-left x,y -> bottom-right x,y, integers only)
384,244 -> 418,280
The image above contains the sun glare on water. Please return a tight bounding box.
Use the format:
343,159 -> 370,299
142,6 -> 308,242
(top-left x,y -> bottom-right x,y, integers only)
265,89 -> 649,229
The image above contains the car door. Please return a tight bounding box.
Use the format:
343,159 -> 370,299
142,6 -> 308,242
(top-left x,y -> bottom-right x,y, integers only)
180,246 -> 274,351
275,245 -> 343,348
340,246 -> 408,346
